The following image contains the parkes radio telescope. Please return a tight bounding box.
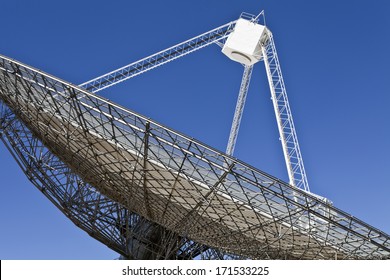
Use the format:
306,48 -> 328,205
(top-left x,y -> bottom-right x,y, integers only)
1,12 -> 389,260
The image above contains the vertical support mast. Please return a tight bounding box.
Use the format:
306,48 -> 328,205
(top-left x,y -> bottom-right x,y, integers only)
261,31 -> 310,192
226,65 -> 253,156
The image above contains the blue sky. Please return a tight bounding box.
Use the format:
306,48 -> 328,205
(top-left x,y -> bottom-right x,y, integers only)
1,0 -> 389,259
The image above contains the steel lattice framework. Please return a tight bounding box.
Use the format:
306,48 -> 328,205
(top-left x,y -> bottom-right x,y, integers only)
1,54 -> 390,259
261,32 -> 310,192
79,21 -> 236,93
78,13 -> 311,192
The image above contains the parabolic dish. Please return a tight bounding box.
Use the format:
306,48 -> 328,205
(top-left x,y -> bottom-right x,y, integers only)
1,54 -> 389,259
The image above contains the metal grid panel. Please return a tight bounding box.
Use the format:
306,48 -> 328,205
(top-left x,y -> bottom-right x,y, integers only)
1,55 -> 389,259
0,98 -> 239,260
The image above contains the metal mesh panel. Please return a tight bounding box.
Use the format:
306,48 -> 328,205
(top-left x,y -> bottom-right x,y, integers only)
1,54 -> 389,259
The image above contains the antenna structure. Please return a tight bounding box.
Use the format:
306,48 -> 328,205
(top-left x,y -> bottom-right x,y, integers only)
80,12 -> 308,192
1,12 -> 389,259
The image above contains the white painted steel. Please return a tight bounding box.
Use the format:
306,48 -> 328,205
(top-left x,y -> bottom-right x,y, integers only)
80,13 -> 310,193
221,18 -> 265,65
79,21 -> 236,93
261,30 -> 310,192
225,65 -> 253,156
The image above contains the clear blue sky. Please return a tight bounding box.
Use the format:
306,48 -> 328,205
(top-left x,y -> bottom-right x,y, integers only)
1,0 -> 389,259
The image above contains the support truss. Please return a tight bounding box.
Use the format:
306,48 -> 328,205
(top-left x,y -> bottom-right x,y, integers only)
226,65 -> 253,156
78,13 -> 311,195
261,31 -> 310,192
79,21 -> 236,93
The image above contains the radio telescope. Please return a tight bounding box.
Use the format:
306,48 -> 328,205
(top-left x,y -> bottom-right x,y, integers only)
0,12 -> 389,259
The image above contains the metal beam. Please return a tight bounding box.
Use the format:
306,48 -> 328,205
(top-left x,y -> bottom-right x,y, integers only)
79,21 -> 236,93
226,65 -> 253,156
261,31 -> 310,192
